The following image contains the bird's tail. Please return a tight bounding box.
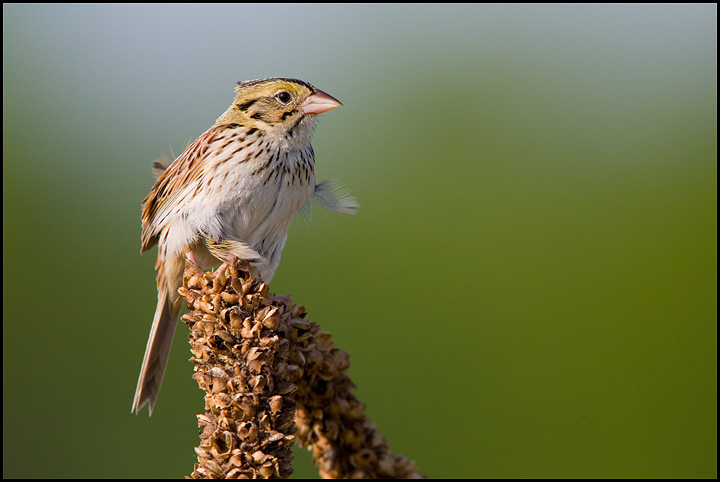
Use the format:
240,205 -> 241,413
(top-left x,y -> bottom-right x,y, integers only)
132,258 -> 183,415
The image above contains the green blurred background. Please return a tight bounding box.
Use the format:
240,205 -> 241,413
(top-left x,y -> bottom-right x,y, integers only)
3,4 -> 716,478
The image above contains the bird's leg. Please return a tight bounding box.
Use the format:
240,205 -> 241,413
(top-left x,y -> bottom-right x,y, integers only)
185,250 -> 200,267
213,253 -> 236,277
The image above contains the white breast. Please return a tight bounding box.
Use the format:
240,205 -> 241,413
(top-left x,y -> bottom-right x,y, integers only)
160,138 -> 315,281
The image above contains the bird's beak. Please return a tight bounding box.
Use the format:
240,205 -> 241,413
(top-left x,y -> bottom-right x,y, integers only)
300,89 -> 342,115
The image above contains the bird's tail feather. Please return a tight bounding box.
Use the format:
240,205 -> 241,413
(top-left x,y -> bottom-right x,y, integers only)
132,269 -> 181,415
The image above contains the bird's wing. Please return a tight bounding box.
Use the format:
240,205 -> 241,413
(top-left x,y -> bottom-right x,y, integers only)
141,125 -> 230,253
301,178 -> 359,219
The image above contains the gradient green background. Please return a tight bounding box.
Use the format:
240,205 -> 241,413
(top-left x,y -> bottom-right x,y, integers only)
3,4 -> 716,478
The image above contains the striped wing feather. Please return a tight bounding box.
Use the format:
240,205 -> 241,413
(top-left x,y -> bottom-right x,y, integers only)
140,125 -> 231,253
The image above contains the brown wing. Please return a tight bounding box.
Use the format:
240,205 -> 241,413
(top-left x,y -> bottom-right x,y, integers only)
140,125 -> 230,253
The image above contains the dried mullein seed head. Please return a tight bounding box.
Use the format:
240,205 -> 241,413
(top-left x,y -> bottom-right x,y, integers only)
263,430 -> 287,445
229,312 -> 244,333
208,393 -> 231,410
194,446 -> 209,457
315,332 -> 334,349
291,319 -> 311,331
249,374 -> 268,393
184,258 -> 423,479
203,460 -> 224,477
201,317 -> 216,333
246,347 -> 273,373
197,413 -> 213,426
219,307 -> 234,322
259,335 -> 280,349
239,296 -> 252,312
210,435 -> 233,458
220,291 -> 241,304
237,421 -> 259,443
323,420 -> 340,441
251,450 -> 269,464
215,413 -> 232,431
238,395 -> 257,416
257,463 -> 276,478
256,282 -> 269,298
350,448 -> 378,467
269,395 -> 284,414
284,364 -> 302,382
234,400 -> 256,421
214,329 -> 235,344
249,320 -> 264,338
260,307 -> 281,330
228,452 -> 245,468
198,299 -> 215,314
289,348 -> 306,366
255,305 -> 272,321
187,272 -> 204,289
193,372 -> 214,390
237,279 -> 251,296
276,381 -> 298,395
211,293 -> 224,312
227,275 -> 242,292
225,467 -> 245,479
239,318 -> 254,339
372,432 -> 389,450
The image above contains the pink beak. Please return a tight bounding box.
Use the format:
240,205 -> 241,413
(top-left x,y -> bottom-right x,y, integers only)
300,89 -> 342,115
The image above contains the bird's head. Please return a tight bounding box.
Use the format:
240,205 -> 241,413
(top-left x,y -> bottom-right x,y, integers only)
216,78 -> 341,144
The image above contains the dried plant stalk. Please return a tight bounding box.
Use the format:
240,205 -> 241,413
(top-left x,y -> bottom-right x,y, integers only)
291,324 -> 424,479
180,260 -> 424,479
181,261 -> 297,479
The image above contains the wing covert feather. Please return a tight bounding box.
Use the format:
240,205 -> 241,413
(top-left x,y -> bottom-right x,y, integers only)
140,125 -> 232,253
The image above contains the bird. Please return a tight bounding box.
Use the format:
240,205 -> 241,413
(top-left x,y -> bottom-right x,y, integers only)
132,78 -> 358,415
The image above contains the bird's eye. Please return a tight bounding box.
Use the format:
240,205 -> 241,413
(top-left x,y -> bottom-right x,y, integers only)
275,91 -> 292,104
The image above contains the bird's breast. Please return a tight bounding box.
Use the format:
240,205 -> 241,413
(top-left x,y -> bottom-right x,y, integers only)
209,143 -> 315,251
